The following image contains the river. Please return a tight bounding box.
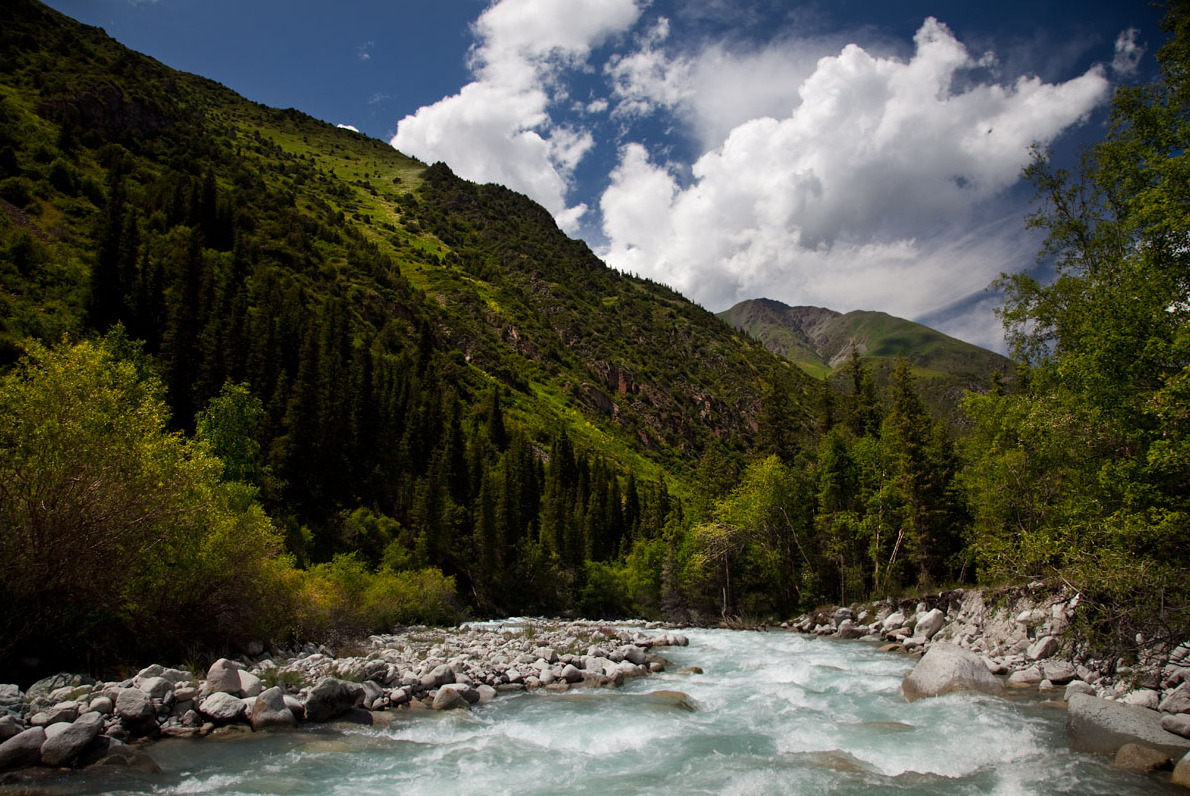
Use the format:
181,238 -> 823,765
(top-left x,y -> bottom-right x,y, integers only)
30,626 -> 1183,795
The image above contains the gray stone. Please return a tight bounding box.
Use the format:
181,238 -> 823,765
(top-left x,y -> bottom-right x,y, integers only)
619,645 -> 647,666
1027,636 -> 1060,661
1123,689 -> 1162,710
0,715 -> 21,742
1065,681 -> 1097,701
136,676 -> 173,702
360,680 -> 385,710
43,701 -> 79,724
0,727 -> 46,771
238,670 -> 263,699
476,685 -> 498,702
902,643 -> 1004,702
1162,683 -> 1190,715
1067,692 -> 1190,758
199,691 -> 246,723
1163,713 -> 1190,739
26,673 -> 90,705
40,712 -> 103,767
560,664 -> 583,683
835,620 -> 865,640
115,687 -> 155,728
205,658 -> 245,696
420,664 -> 455,690
283,695 -> 306,721
1040,660 -> 1077,685
1007,666 -> 1044,687
1175,751 -> 1190,788
881,612 -> 907,634
89,695 -> 114,715
0,684 -> 24,715
433,683 -> 478,710
303,678 -> 365,723
1111,743 -> 1172,773
431,686 -> 469,711
913,608 -> 946,640
248,687 -> 297,731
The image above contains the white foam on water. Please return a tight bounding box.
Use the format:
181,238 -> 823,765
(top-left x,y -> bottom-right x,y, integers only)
170,772 -> 246,794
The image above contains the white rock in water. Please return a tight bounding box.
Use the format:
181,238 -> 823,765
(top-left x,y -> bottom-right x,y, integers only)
902,643 -> 1005,702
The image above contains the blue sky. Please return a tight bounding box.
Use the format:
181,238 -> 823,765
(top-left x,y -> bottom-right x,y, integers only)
43,0 -> 1165,351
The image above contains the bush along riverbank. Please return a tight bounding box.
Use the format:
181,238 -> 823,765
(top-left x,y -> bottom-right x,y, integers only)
0,621 -> 689,776
786,583 -> 1190,786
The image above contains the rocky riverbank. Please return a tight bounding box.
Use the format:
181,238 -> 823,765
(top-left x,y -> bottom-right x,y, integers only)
786,584 -> 1190,786
0,620 -> 688,777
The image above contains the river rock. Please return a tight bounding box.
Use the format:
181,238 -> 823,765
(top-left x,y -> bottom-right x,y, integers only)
40,712 -> 103,767
200,692 -> 246,723
239,670 -> 263,699
1040,661 -> 1077,685
432,684 -> 472,710
1175,751 -> 1190,788
1027,636 -> 1060,661
1163,714 -> 1190,739
560,664 -> 583,683
205,658 -> 246,696
835,620 -> 865,640
902,643 -> 1004,701
1162,683 -> 1190,715
43,701 -> 80,724
249,687 -> 297,730
89,695 -> 114,716
619,645 -> 647,666
0,727 -> 46,771
1123,689 -> 1162,710
137,676 -> 174,702
913,608 -> 946,640
1007,666 -> 1044,687
304,678 -> 365,723
0,715 -> 21,742
115,687 -> 155,731
420,664 -> 455,690
1067,692 -> 1190,758
27,673 -> 90,705
1112,742 -> 1172,773
1065,681 -> 1096,701
881,612 -> 907,634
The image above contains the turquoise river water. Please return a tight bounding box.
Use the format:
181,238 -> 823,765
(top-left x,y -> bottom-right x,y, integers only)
24,626 -> 1185,795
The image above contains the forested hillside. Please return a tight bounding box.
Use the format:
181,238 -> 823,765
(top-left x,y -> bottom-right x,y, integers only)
0,0 -> 1186,678
720,298 -> 1012,422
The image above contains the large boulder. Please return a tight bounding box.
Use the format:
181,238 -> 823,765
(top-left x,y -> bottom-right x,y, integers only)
114,687 -> 155,732
248,687 -> 297,731
902,643 -> 1004,702
40,712 -> 103,767
303,678 -> 365,723
1067,693 -> 1190,758
420,664 -> 455,690
0,727 -> 46,771
0,684 -> 24,716
205,658 -> 246,696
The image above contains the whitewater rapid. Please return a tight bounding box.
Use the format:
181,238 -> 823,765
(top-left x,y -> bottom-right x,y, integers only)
53,628 -> 1181,795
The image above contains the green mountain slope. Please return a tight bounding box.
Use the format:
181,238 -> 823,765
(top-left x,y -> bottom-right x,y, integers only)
0,0 -> 809,616
719,298 -> 1011,417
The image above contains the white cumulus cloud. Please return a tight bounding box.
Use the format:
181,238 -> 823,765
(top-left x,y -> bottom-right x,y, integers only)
392,0 -> 641,233
599,18 -> 1110,342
